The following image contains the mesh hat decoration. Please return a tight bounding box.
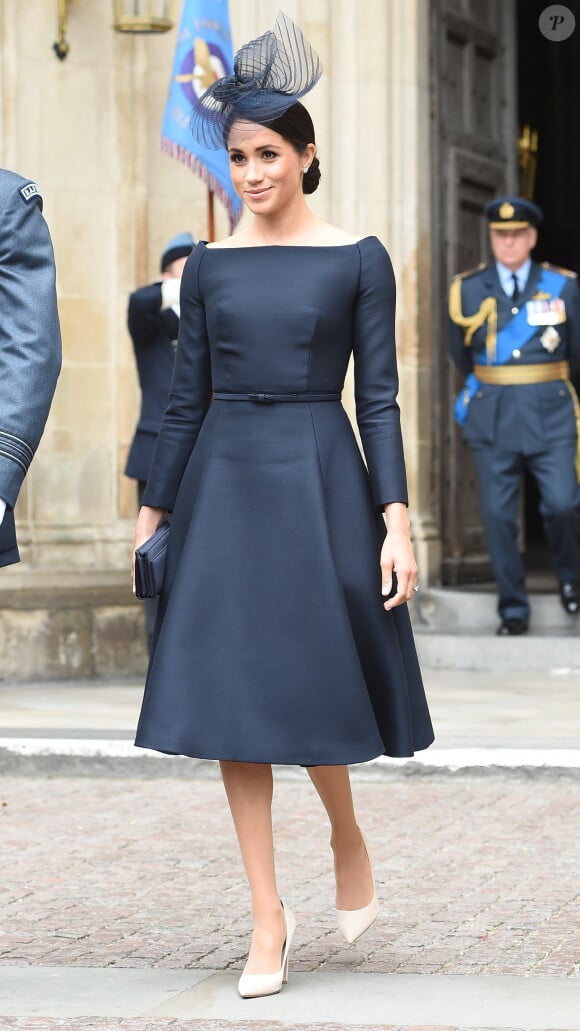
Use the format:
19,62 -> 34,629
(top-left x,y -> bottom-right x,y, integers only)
190,11 -> 322,150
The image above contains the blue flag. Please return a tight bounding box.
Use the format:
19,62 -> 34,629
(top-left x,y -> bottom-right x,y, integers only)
161,0 -> 243,231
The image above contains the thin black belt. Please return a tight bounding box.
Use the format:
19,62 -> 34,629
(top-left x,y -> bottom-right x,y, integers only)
213,390 -> 341,404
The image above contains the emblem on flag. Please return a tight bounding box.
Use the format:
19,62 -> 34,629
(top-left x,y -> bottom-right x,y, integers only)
161,0 -> 243,232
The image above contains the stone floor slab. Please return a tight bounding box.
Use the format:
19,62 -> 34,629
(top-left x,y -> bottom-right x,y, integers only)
0,967 -> 209,1017
0,968 -> 578,1029
1,667 -> 579,749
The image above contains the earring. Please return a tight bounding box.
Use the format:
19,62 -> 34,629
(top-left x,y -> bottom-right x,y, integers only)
303,166 -> 310,173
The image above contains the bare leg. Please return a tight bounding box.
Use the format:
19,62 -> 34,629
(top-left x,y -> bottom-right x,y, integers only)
220,760 -> 286,974
306,764 -> 374,910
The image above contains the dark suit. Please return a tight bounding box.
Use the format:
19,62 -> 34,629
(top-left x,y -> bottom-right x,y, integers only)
125,282 -> 179,649
0,169 -> 61,567
125,283 -> 179,484
448,260 -> 580,620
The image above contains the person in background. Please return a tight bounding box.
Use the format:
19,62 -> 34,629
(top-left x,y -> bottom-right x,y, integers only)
125,232 -> 195,649
0,169 -> 61,568
448,196 -> 580,635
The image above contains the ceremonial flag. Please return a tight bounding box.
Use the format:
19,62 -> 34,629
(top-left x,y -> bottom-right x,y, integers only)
161,0 -> 242,231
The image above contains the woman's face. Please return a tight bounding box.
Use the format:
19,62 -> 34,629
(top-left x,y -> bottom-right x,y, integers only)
227,121 -> 315,216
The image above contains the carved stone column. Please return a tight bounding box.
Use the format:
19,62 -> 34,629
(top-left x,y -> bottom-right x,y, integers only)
325,0 -> 442,579
384,0 -> 441,580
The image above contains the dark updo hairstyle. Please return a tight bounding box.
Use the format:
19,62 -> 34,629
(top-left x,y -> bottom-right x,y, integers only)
266,102 -> 321,194
225,101 -> 321,194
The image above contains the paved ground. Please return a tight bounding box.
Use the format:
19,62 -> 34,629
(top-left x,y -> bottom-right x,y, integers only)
0,670 -> 579,1030
0,667 -> 579,748
0,1022 -> 572,1031
1,773 -> 578,977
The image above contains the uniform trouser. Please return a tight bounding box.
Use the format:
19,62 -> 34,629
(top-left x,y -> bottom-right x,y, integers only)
138,481 -> 158,654
472,443 -> 580,621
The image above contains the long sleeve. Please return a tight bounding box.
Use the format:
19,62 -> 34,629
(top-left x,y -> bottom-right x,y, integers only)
0,176 -> 61,509
128,282 -> 179,348
141,244 -> 212,510
353,238 -> 408,508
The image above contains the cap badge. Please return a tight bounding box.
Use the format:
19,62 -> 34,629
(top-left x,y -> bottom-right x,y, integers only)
499,202 -> 515,219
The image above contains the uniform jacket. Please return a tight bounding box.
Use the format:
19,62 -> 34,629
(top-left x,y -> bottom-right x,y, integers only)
448,260 -> 580,452
124,282 -> 179,484
0,169 -> 61,567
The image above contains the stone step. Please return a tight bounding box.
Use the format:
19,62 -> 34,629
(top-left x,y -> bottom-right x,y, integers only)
0,569 -> 147,681
413,588 -> 579,670
414,631 -> 579,671
414,586 -> 578,632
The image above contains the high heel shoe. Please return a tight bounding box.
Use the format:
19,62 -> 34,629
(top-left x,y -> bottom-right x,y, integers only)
237,901 -> 296,999
335,832 -> 379,944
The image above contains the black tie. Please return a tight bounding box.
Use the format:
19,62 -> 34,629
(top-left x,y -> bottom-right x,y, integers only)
511,273 -> 520,305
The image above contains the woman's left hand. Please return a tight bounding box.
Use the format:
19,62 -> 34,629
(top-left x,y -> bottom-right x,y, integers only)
381,503 -> 418,606
380,528 -> 418,610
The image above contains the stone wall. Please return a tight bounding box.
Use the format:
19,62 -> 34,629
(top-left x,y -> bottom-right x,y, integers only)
0,0 -> 440,678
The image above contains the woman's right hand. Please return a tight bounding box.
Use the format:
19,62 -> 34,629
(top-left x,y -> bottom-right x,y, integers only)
132,505 -> 167,591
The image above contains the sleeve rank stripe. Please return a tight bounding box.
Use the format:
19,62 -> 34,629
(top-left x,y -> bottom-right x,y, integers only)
0,448 -> 29,473
0,430 -> 34,460
0,440 -> 33,463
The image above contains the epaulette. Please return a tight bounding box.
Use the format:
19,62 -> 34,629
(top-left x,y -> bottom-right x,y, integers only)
451,262 -> 486,282
541,261 -> 577,279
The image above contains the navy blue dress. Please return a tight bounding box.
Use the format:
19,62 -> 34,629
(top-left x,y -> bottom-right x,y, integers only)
136,237 -> 434,764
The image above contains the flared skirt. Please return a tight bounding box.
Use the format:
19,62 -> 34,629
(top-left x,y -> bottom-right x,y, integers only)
135,400 -> 434,764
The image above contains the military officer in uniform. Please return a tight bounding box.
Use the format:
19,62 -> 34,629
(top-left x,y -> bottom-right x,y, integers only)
0,169 -> 61,568
448,196 -> 580,635
125,231 -> 195,649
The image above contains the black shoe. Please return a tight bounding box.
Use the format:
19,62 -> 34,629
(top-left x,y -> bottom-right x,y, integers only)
560,581 -> 580,615
497,618 -> 529,636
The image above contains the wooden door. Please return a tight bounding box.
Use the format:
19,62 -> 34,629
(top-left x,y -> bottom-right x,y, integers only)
430,0 -> 518,583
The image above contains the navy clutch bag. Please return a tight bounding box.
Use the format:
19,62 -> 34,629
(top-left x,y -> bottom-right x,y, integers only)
134,521 -> 170,599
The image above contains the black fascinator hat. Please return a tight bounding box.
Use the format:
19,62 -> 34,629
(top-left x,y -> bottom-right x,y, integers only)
191,11 -> 322,150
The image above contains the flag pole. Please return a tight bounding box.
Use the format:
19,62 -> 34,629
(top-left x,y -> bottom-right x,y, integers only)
207,187 -> 216,242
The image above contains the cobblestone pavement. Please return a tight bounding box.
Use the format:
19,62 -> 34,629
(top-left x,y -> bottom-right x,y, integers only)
0,1020 -> 571,1031
0,1020 -> 570,1031
1,774 -> 578,981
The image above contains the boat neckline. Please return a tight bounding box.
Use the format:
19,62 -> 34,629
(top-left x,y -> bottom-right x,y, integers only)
203,235 -> 378,251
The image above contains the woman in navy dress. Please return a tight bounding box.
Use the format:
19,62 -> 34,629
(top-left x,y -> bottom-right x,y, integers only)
133,13 -> 433,999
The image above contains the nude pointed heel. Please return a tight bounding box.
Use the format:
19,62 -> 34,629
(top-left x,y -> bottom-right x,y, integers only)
335,833 -> 379,944
238,902 -> 296,999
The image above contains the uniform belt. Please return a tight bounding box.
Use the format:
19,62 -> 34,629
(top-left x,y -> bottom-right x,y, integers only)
473,360 -> 570,385
212,391 -> 341,404
474,360 -> 580,480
